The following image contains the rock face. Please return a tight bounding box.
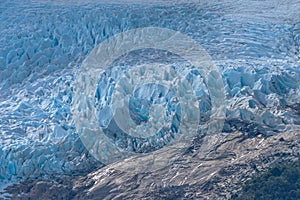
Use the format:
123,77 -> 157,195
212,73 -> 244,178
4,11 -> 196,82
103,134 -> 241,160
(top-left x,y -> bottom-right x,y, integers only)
2,131 -> 299,199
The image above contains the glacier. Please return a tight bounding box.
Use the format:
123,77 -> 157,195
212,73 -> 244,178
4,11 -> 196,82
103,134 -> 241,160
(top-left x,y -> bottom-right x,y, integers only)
0,0 -> 299,190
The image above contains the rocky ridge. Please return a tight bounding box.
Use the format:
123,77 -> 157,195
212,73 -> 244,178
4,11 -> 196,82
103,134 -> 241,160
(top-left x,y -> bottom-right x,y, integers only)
2,130 -> 299,199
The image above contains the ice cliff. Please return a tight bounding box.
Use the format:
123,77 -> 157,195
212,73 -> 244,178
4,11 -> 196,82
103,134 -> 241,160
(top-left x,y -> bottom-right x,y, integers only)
0,0 -> 299,187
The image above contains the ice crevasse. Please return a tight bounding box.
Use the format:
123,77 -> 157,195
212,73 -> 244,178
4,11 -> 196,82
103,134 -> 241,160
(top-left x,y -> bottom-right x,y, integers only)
0,0 -> 299,184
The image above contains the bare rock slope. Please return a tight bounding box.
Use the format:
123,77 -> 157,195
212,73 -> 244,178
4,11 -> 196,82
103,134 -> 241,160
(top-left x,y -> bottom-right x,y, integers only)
3,131 -> 299,199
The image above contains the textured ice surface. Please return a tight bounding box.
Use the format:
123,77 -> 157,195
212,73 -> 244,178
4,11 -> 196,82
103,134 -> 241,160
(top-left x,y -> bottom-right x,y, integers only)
0,0 -> 299,186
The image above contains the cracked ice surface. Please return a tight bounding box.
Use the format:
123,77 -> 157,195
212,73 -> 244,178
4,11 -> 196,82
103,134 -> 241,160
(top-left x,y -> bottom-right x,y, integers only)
0,0 -> 299,185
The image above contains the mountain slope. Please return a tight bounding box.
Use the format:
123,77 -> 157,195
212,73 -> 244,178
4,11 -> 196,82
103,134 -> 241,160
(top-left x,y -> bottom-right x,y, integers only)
2,130 -> 299,199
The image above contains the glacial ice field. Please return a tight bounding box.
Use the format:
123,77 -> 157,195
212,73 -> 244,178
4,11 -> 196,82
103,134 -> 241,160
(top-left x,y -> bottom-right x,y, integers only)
0,0 -> 299,187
